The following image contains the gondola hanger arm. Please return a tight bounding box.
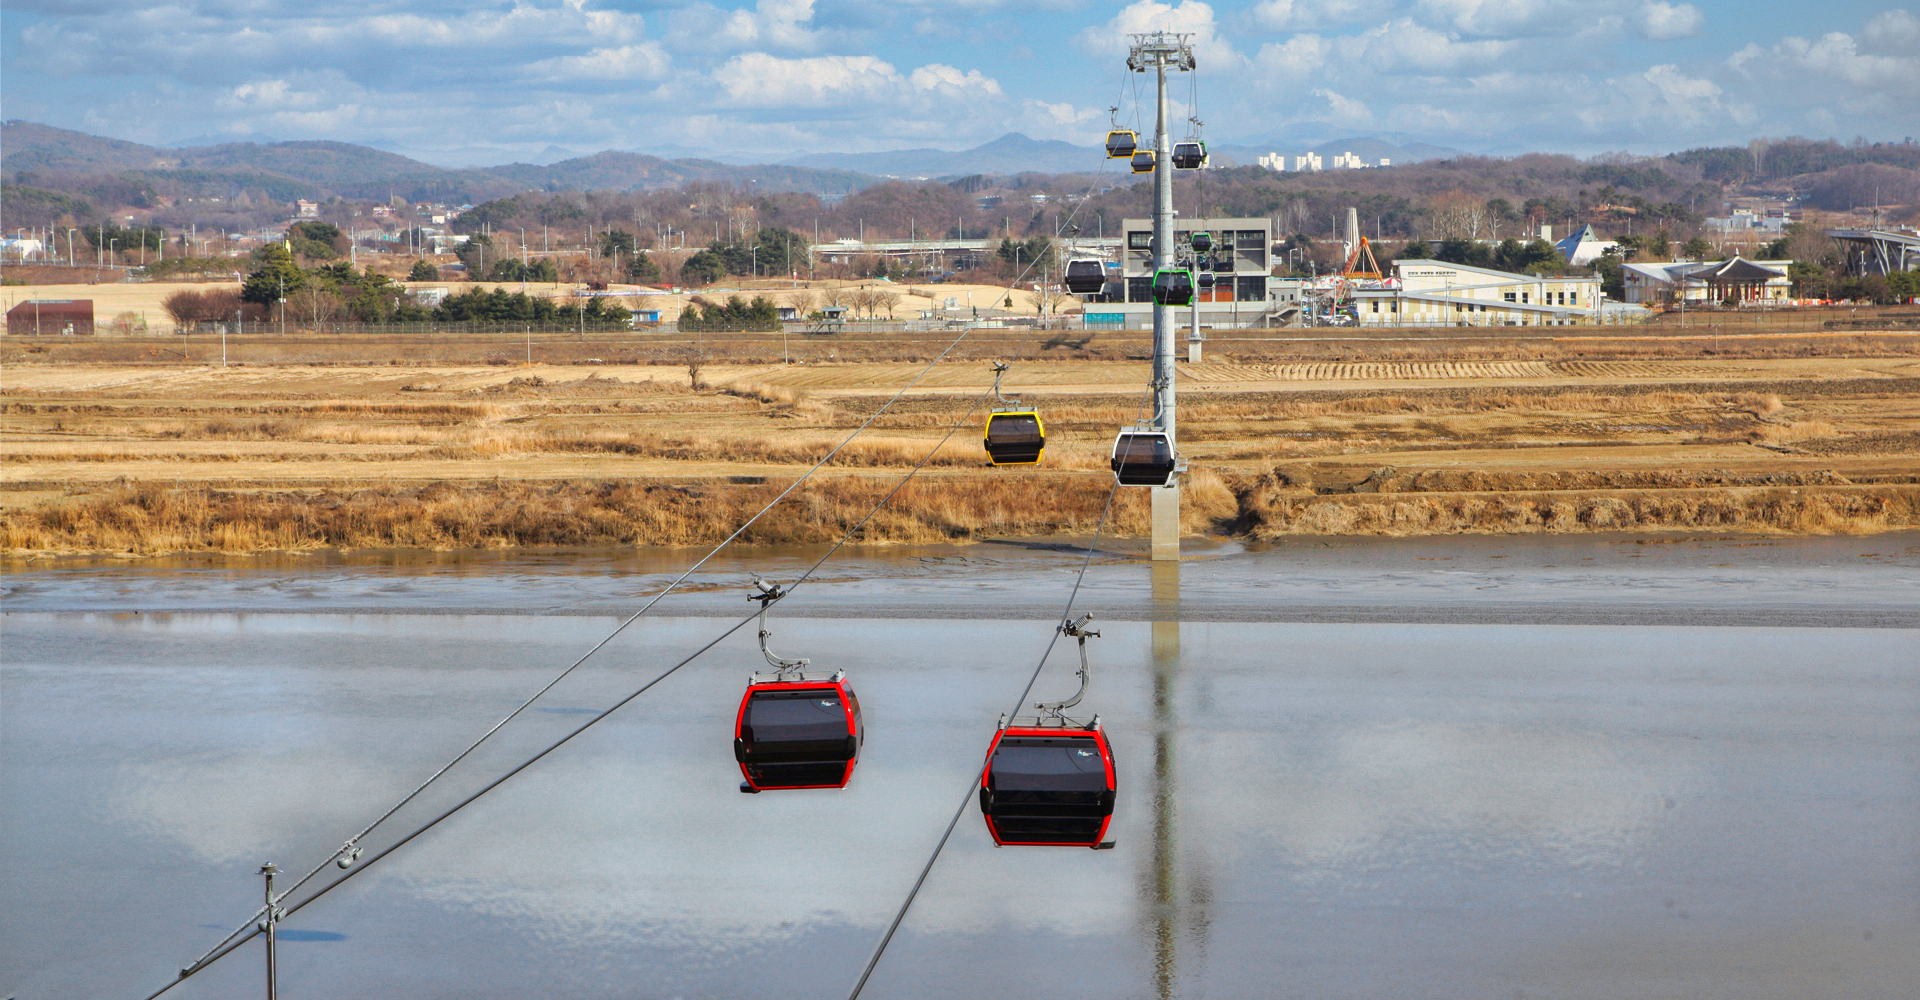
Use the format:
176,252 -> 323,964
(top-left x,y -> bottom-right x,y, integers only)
1037,614 -> 1100,717
750,578 -> 810,675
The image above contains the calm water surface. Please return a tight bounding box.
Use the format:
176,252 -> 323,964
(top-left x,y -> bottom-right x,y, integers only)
4,534 -> 1918,998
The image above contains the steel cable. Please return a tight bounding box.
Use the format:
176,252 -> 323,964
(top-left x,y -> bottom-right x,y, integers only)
844,384 -> 1153,1000
143,383 -> 999,1000
146,187 -> 1110,999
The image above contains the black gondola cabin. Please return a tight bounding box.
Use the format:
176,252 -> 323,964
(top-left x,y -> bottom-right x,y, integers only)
984,410 -> 1045,465
1063,258 -> 1108,296
1171,141 -> 1207,169
734,674 -> 863,791
1111,430 -> 1177,487
1151,269 -> 1193,306
980,724 -> 1116,847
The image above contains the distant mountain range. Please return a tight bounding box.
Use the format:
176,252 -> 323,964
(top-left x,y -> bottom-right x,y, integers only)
0,122 -> 877,203
782,131 -> 1469,178
0,121 -> 1475,207
781,133 -> 1104,178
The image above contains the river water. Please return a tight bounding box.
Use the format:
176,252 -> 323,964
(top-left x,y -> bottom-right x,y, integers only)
4,533 -> 1918,999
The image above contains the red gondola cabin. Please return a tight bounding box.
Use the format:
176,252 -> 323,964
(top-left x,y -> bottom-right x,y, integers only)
734,674 -> 863,791
979,723 -> 1116,847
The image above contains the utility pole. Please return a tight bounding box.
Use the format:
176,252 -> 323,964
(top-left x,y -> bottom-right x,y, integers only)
1129,31 -> 1195,562
259,862 -> 282,1000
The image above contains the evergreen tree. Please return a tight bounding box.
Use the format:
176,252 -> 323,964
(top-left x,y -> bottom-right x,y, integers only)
409,260 -> 439,281
241,243 -> 306,306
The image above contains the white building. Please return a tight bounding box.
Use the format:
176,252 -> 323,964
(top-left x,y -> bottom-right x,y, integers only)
1552,225 -> 1619,266
1350,259 -> 1604,327
1620,258 -> 1792,305
1081,216 -> 1277,330
1,237 -> 47,262
1258,151 -> 1391,173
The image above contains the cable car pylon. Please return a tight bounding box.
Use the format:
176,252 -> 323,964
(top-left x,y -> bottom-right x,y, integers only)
1122,30 -> 1195,560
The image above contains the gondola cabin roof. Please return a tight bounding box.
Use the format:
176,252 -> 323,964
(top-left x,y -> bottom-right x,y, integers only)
979,724 -> 1116,848
734,675 -> 862,792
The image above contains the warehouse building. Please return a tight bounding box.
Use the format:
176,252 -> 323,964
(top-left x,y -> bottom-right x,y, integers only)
6,299 -> 94,336
1349,260 -> 1602,326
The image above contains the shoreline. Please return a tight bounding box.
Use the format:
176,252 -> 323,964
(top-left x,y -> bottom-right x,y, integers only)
7,531 -> 1916,629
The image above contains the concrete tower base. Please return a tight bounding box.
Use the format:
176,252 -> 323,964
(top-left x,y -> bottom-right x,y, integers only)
1151,482 -> 1181,561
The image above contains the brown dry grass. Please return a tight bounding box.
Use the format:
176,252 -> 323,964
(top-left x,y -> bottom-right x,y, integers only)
5,353 -> 1917,556
1,477 -> 1150,555
1224,466 -> 1916,537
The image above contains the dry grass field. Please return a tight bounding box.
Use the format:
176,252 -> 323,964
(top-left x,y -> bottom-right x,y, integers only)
4,320 -> 1918,557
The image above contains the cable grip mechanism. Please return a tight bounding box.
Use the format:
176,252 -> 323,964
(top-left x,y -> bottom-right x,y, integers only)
749,578 -> 810,678
1037,613 -> 1101,718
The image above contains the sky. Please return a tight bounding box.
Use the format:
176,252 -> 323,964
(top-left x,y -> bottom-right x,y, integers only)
2,0 -> 1916,166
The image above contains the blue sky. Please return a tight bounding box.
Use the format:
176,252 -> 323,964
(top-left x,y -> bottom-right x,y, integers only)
3,0 -> 1915,166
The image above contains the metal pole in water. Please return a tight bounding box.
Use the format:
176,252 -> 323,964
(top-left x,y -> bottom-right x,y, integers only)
259,863 -> 280,1000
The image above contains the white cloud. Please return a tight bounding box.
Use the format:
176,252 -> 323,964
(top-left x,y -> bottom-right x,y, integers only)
1727,20 -> 1920,93
1413,0 -> 1574,37
1251,33 -> 1334,79
909,63 -> 1004,96
709,52 -> 1001,109
525,44 -> 673,83
1861,8 -> 1920,54
719,0 -> 821,49
1636,1 -> 1704,40
1311,87 -> 1374,125
1078,0 -> 1243,73
1250,0 -> 1390,32
1332,17 -> 1515,72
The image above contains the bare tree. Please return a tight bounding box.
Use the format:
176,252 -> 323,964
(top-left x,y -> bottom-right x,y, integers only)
875,291 -> 901,319
679,343 -> 708,390
785,289 -> 820,317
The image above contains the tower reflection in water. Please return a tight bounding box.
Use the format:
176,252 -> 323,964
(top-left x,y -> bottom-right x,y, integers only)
1141,560 -> 1208,999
